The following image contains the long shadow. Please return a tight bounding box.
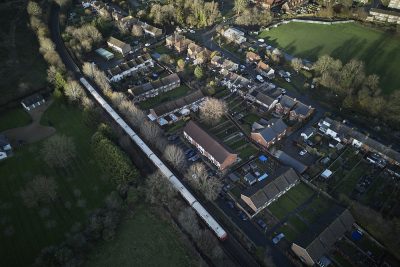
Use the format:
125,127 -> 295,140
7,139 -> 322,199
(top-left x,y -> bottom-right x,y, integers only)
331,37 -> 367,63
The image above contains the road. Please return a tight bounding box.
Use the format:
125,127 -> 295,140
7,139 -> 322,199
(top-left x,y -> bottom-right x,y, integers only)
49,4 -> 261,267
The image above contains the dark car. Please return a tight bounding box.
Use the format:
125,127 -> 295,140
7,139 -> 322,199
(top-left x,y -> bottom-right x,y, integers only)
257,219 -> 267,230
238,211 -> 248,221
189,154 -> 200,162
167,135 -> 179,141
226,201 -> 235,209
185,148 -> 194,155
186,150 -> 197,158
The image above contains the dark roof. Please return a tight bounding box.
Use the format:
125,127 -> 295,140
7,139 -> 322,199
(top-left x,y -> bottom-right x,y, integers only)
131,73 -> 180,96
251,91 -> 275,106
279,95 -> 297,109
274,150 -> 308,173
293,101 -> 312,116
242,167 -> 299,210
294,207 -> 354,262
21,94 -> 44,106
256,118 -> 288,142
150,90 -> 204,116
302,127 -> 315,137
183,121 -> 237,165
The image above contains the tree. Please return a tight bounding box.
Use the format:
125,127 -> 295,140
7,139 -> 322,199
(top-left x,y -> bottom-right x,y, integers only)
20,176 -> 58,208
194,66 -> 204,80
82,62 -> 111,94
177,59 -> 185,70
160,54 -> 172,64
64,80 -> 84,102
313,55 -> 342,74
149,4 -> 164,24
27,1 -> 42,17
234,0 -> 248,15
291,58 -> 303,73
185,163 -> 222,201
178,207 -> 201,238
42,135 -> 76,168
199,97 -> 227,125
164,145 -> 185,171
131,24 -> 143,37
145,171 -> 176,206
140,121 -> 162,143
119,100 -> 146,128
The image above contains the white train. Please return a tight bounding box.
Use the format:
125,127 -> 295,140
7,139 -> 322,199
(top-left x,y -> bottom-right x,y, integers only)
79,77 -> 227,240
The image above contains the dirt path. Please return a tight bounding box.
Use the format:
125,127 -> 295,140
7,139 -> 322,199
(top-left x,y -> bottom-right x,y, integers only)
2,101 -> 56,145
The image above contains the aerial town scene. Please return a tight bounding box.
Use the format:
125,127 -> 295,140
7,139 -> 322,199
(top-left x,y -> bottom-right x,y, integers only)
1,0 -> 400,266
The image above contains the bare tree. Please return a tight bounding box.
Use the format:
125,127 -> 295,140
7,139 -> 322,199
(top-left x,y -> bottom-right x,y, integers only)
199,97 -> 227,125
20,176 -> 58,208
119,100 -> 146,127
27,1 -> 42,17
41,134 -> 76,168
64,80 -> 84,102
164,145 -> 185,171
145,171 -> 176,206
131,24 -> 143,37
178,207 -> 201,238
186,163 -> 222,201
82,62 -> 111,94
140,121 -> 162,142
110,92 -> 127,107
291,58 -> 303,73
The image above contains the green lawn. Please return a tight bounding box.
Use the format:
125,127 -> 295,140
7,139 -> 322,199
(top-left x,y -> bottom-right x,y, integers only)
259,22 -> 400,93
139,85 -> 191,110
0,102 -> 112,266
335,162 -> 367,196
86,206 -> 195,267
0,108 -> 32,132
0,3 -> 47,105
239,145 -> 258,160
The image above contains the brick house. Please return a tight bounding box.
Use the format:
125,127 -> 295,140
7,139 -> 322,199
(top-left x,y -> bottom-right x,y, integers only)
246,51 -> 261,64
183,121 -> 237,170
251,118 -> 288,148
187,43 -> 210,64
107,37 -> 131,56
275,95 -> 297,115
289,102 -> 314,121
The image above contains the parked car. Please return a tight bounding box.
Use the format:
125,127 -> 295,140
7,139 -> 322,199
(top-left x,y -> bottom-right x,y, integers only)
186,150 -> 197,158
168,135 -> 179,141
257,219 -> 267,230
238,211 -> 248,221
185,148 -> 194,155
145,43 -> 150,47
189,154 -> 200,162
226,201 -> 235,209
299,149 -> 307,156
272,233 -> 285,244
256,75 -> 264,83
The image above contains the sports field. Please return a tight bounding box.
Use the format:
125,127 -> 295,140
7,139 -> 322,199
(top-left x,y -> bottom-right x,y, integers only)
259,22 -> 400,93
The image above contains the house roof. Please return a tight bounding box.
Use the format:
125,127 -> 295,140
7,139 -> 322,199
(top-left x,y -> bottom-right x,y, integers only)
257,61 -> 270,71
293,101 -> 312,116
183,121 -> 237,165
246,51 -> 260,61
274,150 -> 308,173
21,93 -> 44,106
278,95 -> 297,109
242,167 -> 300,210
107,37 -> 128,49
0,134 -> 10,148
251,91 -> 275,106
370,8 -> 400,16
255,118 -> 288,143
150,90 -> 204,117
294,207 -> 354,262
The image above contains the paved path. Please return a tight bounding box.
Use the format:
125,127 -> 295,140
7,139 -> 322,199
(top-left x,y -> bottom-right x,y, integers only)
2,101 -> 55,144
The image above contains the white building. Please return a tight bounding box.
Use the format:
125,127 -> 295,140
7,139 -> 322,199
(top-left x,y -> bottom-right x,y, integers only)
223,27 -> 247,44
21,94 -> 45,111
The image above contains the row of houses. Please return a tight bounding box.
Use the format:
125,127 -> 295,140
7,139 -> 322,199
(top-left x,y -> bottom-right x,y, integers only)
246,90 -> 314,121
106,53 -> 153,82
220,69 -> 252,92
183,120 -> 238,170
148,90 -> 205,124
129,73 -> 180,102
107,37 -> 132,56
210,56 -> 238,71
368,8 -> 400,24
241,167 -> 300,214
318,117 -> 400,166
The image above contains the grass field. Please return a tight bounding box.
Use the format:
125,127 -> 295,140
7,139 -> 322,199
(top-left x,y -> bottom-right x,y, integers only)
259,22 -> 400,93
0,102 -> 112,266
138,85 -> 191,110
86,206 -> 195,267
0,108 -> 32,132
0,3 -> 47,105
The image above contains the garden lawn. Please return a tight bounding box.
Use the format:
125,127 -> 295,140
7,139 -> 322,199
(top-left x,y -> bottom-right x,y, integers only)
86,205 -> 195,267
0,102 -> 112,267
335,162 -> 368,196
138,85 -> 191,110
259,22 -> 400,93
0,108 -> 32,132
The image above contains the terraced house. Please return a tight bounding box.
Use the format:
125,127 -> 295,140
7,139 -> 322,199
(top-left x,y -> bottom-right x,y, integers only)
107,37 -> 131,56
106,54 -> 153,82
130,73 -> 180,102
241,167 -> 300,215
183,121 -> 238,170
251,118 -> 288,148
